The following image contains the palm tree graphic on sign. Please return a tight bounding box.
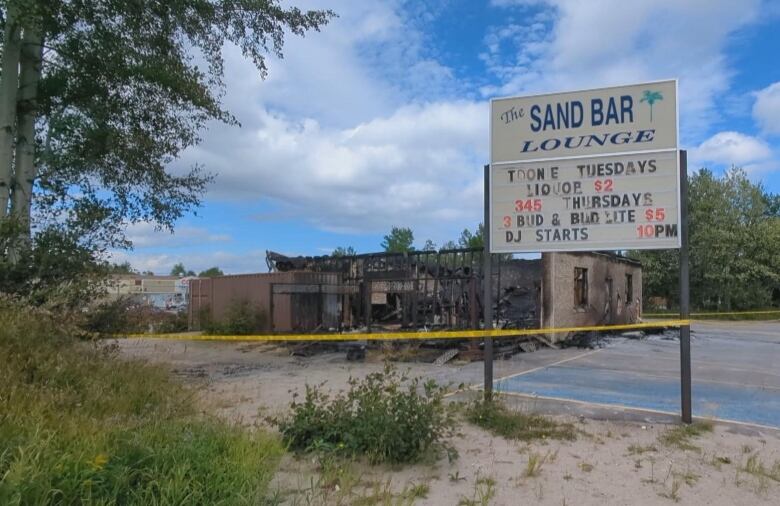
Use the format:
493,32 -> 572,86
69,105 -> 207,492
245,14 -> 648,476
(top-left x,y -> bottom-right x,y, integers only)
640,90 -> 663,122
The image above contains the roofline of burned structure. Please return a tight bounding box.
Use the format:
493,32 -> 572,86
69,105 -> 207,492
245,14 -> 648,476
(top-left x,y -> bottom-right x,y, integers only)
588,250 -> 642,267
265,248 -> 488,275
267,249 -> 641,272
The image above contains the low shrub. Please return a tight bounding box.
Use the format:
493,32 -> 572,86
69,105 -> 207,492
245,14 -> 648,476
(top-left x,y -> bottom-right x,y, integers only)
83,296 -> 189,335
658,421 -> 713,451
204,298 -> 268,335
0,305 -> 283,505
274,364 -> 457,464
466,397 -> 576,442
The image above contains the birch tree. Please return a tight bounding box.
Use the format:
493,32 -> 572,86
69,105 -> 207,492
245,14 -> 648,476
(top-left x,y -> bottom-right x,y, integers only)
0,0 -> 334,251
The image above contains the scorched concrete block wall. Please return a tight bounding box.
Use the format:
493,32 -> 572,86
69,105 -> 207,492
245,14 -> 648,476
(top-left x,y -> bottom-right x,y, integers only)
541,252 -> 642,342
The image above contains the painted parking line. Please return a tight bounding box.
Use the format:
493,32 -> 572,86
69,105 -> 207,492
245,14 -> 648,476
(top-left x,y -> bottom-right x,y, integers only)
488,349 -> 603,383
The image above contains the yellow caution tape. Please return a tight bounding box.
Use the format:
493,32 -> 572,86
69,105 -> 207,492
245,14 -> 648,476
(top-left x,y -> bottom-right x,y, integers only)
122,319 -> 690,342
644,310 -> 780,317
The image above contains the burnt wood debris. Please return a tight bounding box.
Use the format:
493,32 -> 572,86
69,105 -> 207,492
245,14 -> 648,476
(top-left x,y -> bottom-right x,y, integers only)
262,249 -> 539,361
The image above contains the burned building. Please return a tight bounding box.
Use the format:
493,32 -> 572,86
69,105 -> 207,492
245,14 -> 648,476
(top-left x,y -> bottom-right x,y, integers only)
541,252 -> 642,341
188,248 -> 641,345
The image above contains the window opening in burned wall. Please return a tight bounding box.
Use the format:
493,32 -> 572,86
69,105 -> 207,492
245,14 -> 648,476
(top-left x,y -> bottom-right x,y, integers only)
574,267 -> 588,309
625,273 -> 633,305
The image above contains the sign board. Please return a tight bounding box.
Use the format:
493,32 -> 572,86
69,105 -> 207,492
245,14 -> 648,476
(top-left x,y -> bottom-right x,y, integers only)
489,80 -> 679,253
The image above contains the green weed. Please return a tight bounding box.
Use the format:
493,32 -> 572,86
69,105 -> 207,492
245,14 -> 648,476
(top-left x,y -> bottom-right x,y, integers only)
659,477 -> 682,502
523,452 -> 547,478
743,454 -> 780,482
465,398 -> 576,442
351,479 -> 430,506
578,461 -> 594,473
673,469 -> 699,486
274,364 -> 457,464
628,444 -> 658,455
658,421 -> 713,451
710,455 -> 732,470
458,473 -> 496,506
203,298 -> 268,335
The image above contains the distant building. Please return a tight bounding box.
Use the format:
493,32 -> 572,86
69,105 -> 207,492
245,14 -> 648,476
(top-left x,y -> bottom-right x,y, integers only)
106,275 -> 191,312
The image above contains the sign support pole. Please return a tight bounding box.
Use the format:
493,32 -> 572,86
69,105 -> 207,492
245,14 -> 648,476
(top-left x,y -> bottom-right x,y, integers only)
483,164 -> 494,400
679,150 -> 692,424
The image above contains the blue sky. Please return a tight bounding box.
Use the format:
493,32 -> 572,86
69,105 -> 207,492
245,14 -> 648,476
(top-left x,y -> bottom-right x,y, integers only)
116,0 -> 780,274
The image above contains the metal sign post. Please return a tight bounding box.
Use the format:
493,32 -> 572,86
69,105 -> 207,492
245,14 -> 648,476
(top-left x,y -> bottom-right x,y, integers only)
679,150 -> 692,423
483,164 -> 494,400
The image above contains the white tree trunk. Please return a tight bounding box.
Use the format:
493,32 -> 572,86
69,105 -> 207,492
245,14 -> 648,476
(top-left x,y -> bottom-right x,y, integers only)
0,6 -> 22,219
9,26 -> 44,238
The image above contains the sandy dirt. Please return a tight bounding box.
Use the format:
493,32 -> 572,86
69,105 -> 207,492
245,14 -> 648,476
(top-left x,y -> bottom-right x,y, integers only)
116,338 -> 780,505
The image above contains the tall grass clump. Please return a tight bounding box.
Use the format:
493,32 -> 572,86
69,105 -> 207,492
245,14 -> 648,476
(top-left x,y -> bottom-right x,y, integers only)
466,397 -> 576,442
658,421 -> 713,451
0,304 -> 283,505
203,298 -> 268,335
274,364 -> 457,464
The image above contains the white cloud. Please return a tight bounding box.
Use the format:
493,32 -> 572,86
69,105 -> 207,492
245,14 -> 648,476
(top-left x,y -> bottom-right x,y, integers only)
690,131 -> 773,171
163,0 -> 487,244
753,82 -> 780,135
483,0 -> 764,143
126,222 -> 231,248
111,249 -> 268,275
182,100 -> 487,237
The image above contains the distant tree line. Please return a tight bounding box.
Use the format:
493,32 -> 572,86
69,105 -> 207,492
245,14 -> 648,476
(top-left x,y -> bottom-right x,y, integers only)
629,168 -> 780,310
169,263 -> 223,277
331,224 -> 486,256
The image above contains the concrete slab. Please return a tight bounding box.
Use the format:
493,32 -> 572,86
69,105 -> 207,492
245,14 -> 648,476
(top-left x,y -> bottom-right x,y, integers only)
494,321 -> 780,428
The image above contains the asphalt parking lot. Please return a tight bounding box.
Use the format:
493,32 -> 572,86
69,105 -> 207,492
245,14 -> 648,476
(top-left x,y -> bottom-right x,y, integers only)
493,320 -> 780,428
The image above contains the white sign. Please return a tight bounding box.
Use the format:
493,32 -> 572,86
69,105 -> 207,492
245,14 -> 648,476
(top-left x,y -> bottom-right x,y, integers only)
489,80 -> 679,253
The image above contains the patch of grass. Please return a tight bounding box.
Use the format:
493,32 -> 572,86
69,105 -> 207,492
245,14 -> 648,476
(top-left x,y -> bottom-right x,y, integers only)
465,398 -> 576,442
578,461 -> 594,473
273,364 -> 457,465
316,455 -> 363,496
644,309 -> 780,321
628,444 -> 658,455
458,473 -> 496,506
406,482 -> 430,500
743,454 -> 780,482
673,469 -> 699,486
0,306 -> 283,505
274,458 -> 364,506
658,421 -> 713,451
641,459 -> 657,484
351,480 -> 393,506
659,476 -> 682,502
351,479 -> 430,506
709,455 -> 732,470
449,471 -> 466,482
523,452 -> 546,478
